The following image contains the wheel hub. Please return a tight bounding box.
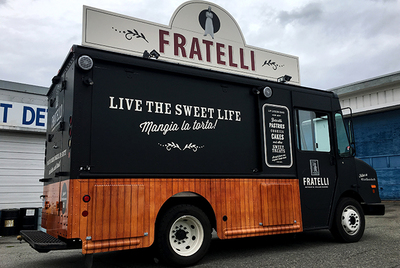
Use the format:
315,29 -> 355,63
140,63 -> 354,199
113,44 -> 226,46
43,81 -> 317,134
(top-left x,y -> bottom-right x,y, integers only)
169,215 -> 204,256
174,227 -> 188,241
341,205 -> 360,235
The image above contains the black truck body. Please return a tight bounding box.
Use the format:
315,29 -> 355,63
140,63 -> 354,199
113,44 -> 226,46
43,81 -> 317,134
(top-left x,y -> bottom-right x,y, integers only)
21,45 -> 384,267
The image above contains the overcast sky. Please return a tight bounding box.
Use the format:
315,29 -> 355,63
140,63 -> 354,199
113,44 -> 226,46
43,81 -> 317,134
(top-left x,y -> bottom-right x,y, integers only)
1,0 -> 399,90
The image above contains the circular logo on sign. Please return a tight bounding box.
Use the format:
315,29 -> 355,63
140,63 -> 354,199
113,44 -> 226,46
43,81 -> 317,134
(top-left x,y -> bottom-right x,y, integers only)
61,183 -> 68,214
198,6 -> 220,39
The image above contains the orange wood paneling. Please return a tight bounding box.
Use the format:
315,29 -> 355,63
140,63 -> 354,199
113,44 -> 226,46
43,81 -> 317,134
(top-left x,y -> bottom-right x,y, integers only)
261,183 -> 296,227
59,178 -> 303,254
42,182 -> 63,238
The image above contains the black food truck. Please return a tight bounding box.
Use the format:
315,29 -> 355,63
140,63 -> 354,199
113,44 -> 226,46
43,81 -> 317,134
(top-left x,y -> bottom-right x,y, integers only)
19,44 -> 384,267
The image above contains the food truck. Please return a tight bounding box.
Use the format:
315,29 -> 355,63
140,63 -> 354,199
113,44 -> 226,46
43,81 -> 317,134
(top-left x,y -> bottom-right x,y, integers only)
20,2 -> 384,267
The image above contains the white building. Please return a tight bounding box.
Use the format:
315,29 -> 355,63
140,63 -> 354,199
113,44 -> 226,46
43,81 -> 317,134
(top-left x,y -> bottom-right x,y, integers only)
0,80 -> 48,209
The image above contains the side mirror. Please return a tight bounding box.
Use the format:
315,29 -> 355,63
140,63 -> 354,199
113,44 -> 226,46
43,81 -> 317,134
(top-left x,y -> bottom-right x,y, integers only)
348,143 -> 356,156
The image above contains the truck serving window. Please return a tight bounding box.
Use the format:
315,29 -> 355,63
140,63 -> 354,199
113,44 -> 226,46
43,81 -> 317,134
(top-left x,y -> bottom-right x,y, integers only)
297,110 -> 331,152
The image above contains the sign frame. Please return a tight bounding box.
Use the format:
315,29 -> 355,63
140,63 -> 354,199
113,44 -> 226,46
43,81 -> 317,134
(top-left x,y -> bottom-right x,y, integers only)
82,1 -> 300,84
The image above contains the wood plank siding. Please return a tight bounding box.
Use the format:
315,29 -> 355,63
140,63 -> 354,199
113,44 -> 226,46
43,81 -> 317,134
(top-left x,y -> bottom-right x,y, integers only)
43,178 -> 302,254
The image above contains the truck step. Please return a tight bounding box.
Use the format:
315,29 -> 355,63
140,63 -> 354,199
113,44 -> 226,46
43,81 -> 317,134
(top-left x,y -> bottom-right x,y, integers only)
20,230 -> 67,252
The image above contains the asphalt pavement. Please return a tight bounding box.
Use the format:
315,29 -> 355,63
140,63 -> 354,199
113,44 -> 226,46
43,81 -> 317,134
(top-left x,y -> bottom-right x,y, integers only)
1,201 -> 399,268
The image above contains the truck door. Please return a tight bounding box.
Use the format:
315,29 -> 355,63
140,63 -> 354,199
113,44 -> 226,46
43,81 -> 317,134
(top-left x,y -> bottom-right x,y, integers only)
293,93 -> 337,229
334,112 -> 358,191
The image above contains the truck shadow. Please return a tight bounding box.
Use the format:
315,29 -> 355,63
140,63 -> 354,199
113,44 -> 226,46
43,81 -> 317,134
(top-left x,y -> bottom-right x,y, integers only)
92,230 -> 336,267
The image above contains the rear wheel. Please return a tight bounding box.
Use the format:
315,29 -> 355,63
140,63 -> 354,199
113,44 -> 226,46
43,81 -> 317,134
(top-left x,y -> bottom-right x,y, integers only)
156,204 -> 211,266
330,197 -> 365,243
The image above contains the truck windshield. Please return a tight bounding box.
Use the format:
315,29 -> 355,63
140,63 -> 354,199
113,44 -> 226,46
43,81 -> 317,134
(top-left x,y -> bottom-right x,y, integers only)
335,112 -> 351,157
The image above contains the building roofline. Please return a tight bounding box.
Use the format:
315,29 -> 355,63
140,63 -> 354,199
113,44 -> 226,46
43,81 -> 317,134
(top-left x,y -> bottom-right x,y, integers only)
330,71 -> 400,96
0,79 -> 48,96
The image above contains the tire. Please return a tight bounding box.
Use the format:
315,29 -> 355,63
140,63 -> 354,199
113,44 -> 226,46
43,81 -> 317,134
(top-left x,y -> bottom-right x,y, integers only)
156,204 -> 212,267
330,197 -> 365,243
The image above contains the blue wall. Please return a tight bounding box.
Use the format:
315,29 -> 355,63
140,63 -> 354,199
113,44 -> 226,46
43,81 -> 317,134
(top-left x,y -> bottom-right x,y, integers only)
352,109 -> 400,200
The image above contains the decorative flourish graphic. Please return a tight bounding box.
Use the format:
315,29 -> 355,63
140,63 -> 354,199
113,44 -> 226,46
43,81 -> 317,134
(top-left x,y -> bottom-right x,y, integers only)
159,142 -> 205,152
159,142 -> 181,151
262,59 -> 284,70
183,143 -> 205,152
112,27 -> 149,43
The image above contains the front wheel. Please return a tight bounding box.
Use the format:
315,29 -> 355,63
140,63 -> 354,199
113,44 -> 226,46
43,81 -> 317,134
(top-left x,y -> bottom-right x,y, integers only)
330,197 -> 365,243
156,204 -> 212,266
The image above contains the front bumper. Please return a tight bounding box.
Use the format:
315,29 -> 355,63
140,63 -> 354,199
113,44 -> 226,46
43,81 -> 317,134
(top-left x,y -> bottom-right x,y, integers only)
362,203 -> 385,215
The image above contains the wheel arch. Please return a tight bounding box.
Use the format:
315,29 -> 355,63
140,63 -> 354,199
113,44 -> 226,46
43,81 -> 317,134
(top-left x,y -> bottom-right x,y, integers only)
155,192 -> 217,232
330,190 -> 363,228
338,190 -> 364,203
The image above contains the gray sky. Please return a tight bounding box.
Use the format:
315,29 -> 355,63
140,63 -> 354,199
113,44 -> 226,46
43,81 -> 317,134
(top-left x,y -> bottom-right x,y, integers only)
1,0 -> 399,90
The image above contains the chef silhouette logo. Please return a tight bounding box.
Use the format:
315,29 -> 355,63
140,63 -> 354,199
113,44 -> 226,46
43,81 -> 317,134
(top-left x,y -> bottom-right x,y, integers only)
310,160 -> 320,176
199,6 -> 221,39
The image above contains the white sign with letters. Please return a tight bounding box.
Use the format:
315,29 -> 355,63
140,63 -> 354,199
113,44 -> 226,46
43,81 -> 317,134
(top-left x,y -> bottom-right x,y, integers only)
82,1 -> 300,84
0,100 -> 47,132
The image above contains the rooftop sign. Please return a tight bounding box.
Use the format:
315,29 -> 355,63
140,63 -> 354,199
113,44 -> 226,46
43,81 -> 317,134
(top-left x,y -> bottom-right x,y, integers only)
82,1 -> 300,84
